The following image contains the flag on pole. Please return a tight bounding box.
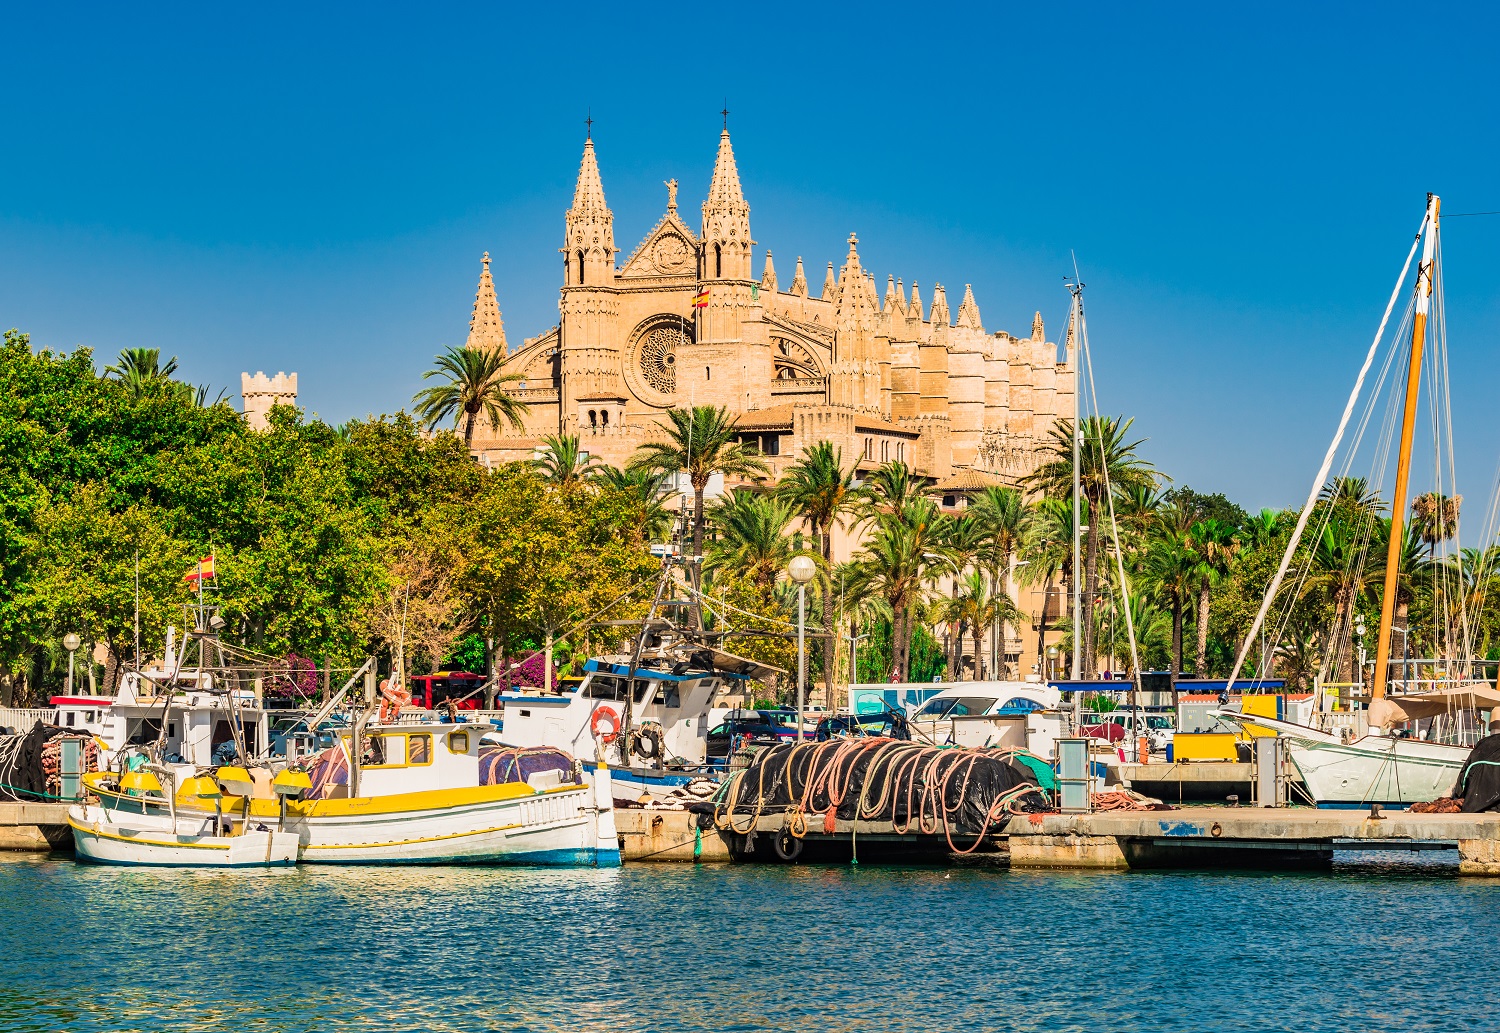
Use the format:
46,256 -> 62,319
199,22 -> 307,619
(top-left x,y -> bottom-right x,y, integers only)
692,288 -> 710,308
184,555 -> 216,582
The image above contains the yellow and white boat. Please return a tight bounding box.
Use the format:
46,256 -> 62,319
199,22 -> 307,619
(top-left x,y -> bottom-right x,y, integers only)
69,771 -> 299,868
81,720 -> 621,867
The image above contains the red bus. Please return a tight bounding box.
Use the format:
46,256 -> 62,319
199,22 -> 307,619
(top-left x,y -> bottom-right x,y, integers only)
408,671 -> 486,711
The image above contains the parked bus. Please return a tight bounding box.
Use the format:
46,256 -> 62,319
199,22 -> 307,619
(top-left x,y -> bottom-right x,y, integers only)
408,671 -> 485,711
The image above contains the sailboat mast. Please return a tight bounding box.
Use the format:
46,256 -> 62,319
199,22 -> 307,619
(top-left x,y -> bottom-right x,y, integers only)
1070,285 -> 1083,682
1371,193 -> 1440,701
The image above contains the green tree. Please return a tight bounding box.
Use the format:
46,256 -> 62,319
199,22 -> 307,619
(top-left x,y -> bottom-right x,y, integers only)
628,406 -> 769,625
594,466 -> 678,544
704,490 -> 802,592
776,442 -> 861,701
535,434 -> 600,489
1026,416 -> 1157,677
413,345 -> 529,448
969,486 -> 1027,677
1187,518 -> 1239,675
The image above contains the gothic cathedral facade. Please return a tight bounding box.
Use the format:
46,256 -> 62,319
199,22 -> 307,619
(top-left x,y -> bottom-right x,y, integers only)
463,129 -> 1076,492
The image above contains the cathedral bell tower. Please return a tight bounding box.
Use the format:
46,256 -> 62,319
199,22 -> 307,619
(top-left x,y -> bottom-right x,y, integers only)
677,125 -> 770,411
559,132 -> 623,425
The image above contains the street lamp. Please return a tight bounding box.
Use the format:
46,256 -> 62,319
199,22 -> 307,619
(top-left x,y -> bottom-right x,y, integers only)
1047,645 -> 1058,682
63,633 -> 81,695
787,555 -> 817,742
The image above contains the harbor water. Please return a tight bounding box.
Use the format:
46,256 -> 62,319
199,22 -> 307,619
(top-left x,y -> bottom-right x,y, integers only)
4,853 -> 1498,1032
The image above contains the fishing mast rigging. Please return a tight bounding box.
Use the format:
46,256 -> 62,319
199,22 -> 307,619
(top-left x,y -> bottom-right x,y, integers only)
1372,192 -> 1441,700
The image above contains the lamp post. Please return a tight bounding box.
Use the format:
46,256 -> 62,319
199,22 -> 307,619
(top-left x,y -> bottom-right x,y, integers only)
63,633 -> 81,695
788,555 -> 817,742
1047,645 -> 1058,682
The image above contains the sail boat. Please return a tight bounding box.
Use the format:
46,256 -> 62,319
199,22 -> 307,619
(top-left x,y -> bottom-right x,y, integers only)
1224,194 -> 1499,807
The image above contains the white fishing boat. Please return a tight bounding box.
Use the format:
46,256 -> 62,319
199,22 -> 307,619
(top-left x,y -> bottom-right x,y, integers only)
88,718 -> 622,866
69,770 -> 299,867
499,646 -> 780,806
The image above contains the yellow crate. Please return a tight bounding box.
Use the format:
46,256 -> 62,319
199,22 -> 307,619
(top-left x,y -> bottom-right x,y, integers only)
1171,733 -> 1240,762
1240,694 -> 1282,719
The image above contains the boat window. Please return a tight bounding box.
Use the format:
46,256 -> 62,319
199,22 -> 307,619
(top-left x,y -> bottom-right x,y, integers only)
660,686 -> 681,709
448,732 -> 470,754
408,734 -> 431,765
915,698 -> 957,718
582,676 -> 627,701
996,697 -> 1045,716
64,712 -> 74,727
632,679 -> 656,705
944,697 -> 995,717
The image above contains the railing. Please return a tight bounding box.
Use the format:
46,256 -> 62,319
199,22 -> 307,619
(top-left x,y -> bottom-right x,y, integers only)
0,708 -> 54,732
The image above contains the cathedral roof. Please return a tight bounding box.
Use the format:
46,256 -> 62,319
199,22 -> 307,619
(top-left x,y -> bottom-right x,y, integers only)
734,403 -> 798,431
569,138 -> 609,218
704,129 -> 747,213
933,468 -> 1015,492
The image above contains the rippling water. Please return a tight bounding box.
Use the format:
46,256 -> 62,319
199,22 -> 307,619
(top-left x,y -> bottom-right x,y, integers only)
3,852 -> 1498,1032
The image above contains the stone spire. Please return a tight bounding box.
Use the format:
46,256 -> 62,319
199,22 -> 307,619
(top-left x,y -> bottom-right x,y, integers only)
791,256 -> 808,297
700,129 -> 752,279
886,276 -> 906,318
956,284 -> 982,330
930,284 -> 950,326
908,282 -> 924,325
466,251 -> 508,353
564,137 -> 615,286
821,261 -> 836,300
834,235 -> 878,336
1031,311 -> 1045,342
761,250 -> 777,293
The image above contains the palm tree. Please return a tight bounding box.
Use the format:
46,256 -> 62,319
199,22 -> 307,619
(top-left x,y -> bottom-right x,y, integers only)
937,514 -> 988,676
1144,531 -> 1197,678
970,486 -> 1028,677
1411,492 -> 1461,560
1299,514 -> 1379,684
776,442 -> 861,704
1026,415 -> 1157,677
629,406 -> 770,625
534,434 -> 600,488
848,498 -> 952,680
1187,518 -> 1239,676
704,490 -> 802,592
104,347 -> 180,397
413,345 -> 529,448
1375,517 -> 1425,684
1319,476 -> 1385,517
1019,497 -> 1080,679
594,466 -> 677,543
858,461 -> 931,518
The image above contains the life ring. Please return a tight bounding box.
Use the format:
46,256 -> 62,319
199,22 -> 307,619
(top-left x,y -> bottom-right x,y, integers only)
590,705 -> 621,744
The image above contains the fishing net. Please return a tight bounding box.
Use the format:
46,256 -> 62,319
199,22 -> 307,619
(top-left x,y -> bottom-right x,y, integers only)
0,721 -> 97,801
715,739 -> 1049,853
1454,732 -> 1500,812
479,745 -> 575,786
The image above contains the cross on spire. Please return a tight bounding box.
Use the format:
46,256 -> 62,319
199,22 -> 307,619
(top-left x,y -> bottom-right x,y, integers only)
721,102 -> 729,130
585,109 -> 593,139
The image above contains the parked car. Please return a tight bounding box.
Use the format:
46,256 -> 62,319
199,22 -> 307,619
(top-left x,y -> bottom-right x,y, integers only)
815,711 -> 911,741
706,708 -> 804,760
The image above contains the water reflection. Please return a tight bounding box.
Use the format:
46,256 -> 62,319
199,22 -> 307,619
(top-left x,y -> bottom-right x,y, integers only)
2,855 -> 1498,1032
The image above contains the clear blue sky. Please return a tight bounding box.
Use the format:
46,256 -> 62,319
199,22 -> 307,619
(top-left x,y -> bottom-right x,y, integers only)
4,2 -> 1497,512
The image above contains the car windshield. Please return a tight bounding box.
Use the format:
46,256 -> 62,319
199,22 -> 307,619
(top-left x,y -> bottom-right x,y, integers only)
1146,716 -> 1174,729
916,696 -> 994,718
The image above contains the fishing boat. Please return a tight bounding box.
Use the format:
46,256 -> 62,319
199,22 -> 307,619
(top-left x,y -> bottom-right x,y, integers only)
69,770 -> 299,867
1224,194 -> 1492,807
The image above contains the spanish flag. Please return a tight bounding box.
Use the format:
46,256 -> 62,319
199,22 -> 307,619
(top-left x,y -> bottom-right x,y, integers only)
184,555 -> 216,582
692,287 -> 710,308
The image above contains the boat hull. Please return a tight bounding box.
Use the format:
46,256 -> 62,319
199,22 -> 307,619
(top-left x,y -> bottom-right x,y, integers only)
68,806 -> 299,868
286,786 -> 620,866
1231,713 -> 1467,807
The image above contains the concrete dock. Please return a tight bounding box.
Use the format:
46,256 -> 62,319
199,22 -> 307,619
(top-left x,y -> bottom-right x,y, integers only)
0,802 -> 72,851
1114,762 -> 1256,803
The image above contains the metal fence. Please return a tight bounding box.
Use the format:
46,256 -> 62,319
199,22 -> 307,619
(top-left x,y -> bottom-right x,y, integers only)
0,708 -> 54,732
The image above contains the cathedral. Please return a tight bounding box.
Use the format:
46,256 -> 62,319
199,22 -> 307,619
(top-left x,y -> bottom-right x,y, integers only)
462,128 -> 1076,493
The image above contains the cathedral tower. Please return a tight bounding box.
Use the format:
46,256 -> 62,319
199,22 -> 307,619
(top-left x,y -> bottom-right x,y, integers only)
680,128 -> 769,409
559,134 -> 622,424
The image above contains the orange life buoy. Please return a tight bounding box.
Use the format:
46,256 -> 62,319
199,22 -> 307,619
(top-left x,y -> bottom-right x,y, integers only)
590,705 -> 621,744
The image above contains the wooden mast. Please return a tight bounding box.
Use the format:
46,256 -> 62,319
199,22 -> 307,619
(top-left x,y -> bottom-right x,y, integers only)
1371,193 -> 1440,701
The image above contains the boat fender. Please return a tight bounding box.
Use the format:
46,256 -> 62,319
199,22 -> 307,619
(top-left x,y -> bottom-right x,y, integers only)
590,705 -> 622,744
630,724 -> 664,761
772,826 -> 804,862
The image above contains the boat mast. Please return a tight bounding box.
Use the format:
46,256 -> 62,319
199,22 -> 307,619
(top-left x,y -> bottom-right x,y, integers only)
1371,193 -> 1440,701
1069,282 -> 1083,682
